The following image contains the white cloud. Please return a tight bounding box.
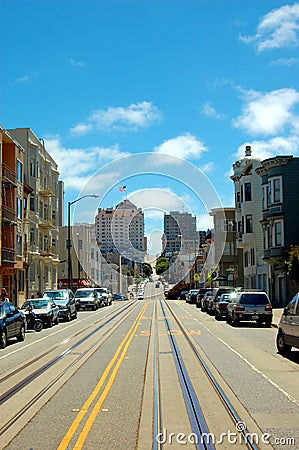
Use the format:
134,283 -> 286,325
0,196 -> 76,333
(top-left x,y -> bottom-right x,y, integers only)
199,162 -> 215,173
270,57 -> 299,66
240,3 -> 299,51
234,136 -> 299,161
154,133 -> 208,160
128,188 -> 191,214
233,88 -> 299,136
202,102 -> 225,120
70,101 -> 162,135
68,58 -> 86,67
45,136 -> 130,190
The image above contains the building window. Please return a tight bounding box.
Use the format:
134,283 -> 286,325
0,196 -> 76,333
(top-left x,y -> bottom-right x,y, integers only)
268,177 -> 282,205
244,182 -> 252,201
17,234 -> 22,256
30,159 -> 36,177
30,194 -> 35,211
244,251 -> 249,268
17,198 -> 22,219
17,160 -> 23,183
262,185 -> 268,210
273,220 -> 283,247
245,215 -> 253,233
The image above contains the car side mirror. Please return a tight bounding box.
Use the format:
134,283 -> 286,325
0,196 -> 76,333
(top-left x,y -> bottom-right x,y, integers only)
283,306 -> 289,315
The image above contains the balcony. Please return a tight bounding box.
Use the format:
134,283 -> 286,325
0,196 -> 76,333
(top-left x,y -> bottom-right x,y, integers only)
40,246 -> 57,257
1,248 -> 16,264
2,206 -> 17,225
38,184 -> 55,197
38,218 -> 57,229
2,163 -> 17,187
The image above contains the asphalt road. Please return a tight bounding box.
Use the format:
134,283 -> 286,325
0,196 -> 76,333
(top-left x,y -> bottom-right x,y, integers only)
1,286 -> 298,450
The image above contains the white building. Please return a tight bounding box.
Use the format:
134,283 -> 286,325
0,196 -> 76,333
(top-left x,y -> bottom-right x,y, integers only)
231,146 -> 269,292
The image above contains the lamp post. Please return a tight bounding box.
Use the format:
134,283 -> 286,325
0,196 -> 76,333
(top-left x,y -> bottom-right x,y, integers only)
67,194 -> 99,289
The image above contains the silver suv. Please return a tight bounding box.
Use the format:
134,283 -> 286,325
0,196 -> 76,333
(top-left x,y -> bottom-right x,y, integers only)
226,291 -> 272,326
276,293 -> 299,355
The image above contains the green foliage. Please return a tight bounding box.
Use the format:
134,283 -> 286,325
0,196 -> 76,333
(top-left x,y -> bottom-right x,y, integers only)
155,257 -> 169,275
142,262 -> 153,278
286,245 -> 299,284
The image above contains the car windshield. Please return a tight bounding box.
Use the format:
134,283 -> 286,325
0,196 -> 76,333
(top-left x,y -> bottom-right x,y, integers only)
96,289 -> 107,294
22,300 -> 50,309
54,300 -> 68,306
220,294 -> 233,301
43,291 -> 68,300
239,294 -> 269,305
76,290 -> 93,298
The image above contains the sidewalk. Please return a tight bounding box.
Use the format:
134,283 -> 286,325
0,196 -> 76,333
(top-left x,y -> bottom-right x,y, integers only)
271,308 -> 283,328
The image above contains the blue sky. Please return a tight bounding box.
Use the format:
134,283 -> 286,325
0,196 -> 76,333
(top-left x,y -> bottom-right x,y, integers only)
2,0 -> 299,254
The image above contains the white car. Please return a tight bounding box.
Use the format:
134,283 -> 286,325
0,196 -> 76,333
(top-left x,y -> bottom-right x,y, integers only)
276,293 -> 299,354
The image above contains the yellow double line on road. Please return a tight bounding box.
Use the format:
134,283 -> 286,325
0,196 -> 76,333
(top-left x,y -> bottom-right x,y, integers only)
58,303 -> 148,450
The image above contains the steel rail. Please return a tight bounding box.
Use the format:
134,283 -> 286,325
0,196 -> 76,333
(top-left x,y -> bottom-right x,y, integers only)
0,302 -> 139,438
159,299 -> 215,450
164,299 -> 260,450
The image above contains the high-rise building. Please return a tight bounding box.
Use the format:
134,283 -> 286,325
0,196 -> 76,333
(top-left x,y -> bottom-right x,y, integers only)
95,199 -> 146,261
163,211 -> 197,256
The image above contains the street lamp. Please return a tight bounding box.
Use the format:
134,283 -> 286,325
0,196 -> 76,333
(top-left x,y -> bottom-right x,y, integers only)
67,194 -> 99,289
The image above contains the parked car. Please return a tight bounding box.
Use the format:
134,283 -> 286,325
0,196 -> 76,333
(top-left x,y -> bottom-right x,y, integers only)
276,293 -> 299,355
226,291 -> 272,326
0,301 -> 26,349
94,287 -> 112,306
195,288 -> 211,308
75,288 -> 99,310
201,290 -> 213,312
207,287 -> 237,315
214,293 -> 235,320
186,289 -> 199,304
179,289 -> 189,300
43,289 -> 77,321
21,299 -> 60,327
113,293 -> 128,301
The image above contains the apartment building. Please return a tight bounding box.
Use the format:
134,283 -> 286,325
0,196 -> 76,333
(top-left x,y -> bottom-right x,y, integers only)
256,155 -> 299,305
0,127 -> 26,305
58,223 -> 101,290
96,199 -> 146,260
8,128 -> 60,298
207,207 -> 243,287
231,146 -> 269,292
163,211 -> 197,256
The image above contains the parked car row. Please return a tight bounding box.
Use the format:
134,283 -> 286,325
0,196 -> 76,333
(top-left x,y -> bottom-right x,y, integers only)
182,286 -> 299,355
0,287 -> 114,349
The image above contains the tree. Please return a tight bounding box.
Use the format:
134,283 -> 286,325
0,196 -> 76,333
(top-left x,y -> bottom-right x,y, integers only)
142,262 -> 153,278
155,257 -> 169,275
286,245 -> 299,284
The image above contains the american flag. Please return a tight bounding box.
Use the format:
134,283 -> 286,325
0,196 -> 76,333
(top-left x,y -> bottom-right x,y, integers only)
118,186 -> 126,192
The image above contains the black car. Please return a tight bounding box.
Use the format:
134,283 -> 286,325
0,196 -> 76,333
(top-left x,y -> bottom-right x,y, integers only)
43,289 -> 77,321
0,301 -> 26,349
195,288 -> 211,308
207,287 -> 237,315
186,289 -> 199,304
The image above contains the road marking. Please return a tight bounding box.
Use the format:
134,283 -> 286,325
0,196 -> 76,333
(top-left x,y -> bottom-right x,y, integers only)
194,319 -> 299,408
57,303 -> 148,450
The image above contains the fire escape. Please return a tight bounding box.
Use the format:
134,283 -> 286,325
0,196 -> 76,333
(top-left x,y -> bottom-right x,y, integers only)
1,163 -> 17,265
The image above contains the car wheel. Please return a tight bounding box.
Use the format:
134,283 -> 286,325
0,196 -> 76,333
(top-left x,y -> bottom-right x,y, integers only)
0,330 -> 7,349
264,319 -> 272,327
215,311 -> 220,321
276,331 -> 292,355
232,314 -> 239,326
17,325 -> 26,342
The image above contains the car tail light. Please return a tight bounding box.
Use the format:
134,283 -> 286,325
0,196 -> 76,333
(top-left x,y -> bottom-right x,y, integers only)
236,305 -> 245,311
265,305 -> 272,311
219,304 -> 227,309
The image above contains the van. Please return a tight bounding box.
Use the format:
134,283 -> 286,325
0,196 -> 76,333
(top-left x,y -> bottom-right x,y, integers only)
276,293 -> 299,355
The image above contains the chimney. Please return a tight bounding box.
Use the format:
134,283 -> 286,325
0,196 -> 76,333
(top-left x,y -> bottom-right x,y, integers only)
245,145 -> 252,157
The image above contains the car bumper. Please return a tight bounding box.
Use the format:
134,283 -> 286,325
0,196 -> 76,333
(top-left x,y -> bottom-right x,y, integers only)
235,312 -> 272,322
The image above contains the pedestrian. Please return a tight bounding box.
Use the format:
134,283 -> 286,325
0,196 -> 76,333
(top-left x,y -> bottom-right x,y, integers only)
0,288 -> 9,302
